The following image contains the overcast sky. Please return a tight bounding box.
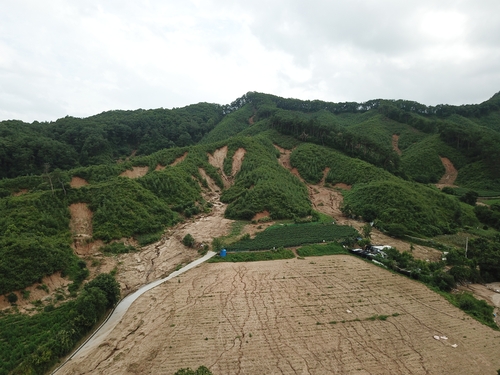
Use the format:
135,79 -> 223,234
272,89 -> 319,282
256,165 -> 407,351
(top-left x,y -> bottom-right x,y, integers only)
1,0 -> 500,122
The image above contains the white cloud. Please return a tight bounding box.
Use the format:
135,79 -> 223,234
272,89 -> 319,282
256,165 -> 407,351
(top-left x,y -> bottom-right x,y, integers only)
1,0 -> 499,122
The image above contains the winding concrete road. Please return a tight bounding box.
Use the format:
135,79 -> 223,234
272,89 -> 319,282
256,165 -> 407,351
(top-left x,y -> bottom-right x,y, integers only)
52,251 -> 216,374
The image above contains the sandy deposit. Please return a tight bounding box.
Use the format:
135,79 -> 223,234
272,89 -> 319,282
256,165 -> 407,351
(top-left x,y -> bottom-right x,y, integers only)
59,256 -> 500,375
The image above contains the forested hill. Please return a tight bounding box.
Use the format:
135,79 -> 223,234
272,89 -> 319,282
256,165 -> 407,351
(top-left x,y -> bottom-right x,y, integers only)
1,91 -> 500,374
0,103 -> 224,178
1,91 -> 499,185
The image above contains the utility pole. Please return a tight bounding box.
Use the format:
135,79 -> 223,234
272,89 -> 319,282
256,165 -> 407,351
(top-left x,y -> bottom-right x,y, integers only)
465,237 -> 468,259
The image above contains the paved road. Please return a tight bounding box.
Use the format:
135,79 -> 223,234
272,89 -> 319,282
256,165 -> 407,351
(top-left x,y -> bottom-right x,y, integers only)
52,251 -> 217,374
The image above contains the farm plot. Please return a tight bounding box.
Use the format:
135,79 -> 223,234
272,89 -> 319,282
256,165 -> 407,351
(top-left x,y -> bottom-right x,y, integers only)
226,223 -> 358,251
61,256 -> 500,375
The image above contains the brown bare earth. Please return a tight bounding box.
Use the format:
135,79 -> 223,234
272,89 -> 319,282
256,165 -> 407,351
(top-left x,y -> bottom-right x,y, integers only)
252,210 -> 270,221
60,256 -> 500,375
120,166 -> 149,179
208,145 -> 227,170
70,177 -> 89,188
436,157 -> 458,188
0,272 -> 70,313
248,115 -> 255,125
231,148 -> 246,176
69,203 -> 93,238
392,134 -> 402,155
207,146 -> 231,188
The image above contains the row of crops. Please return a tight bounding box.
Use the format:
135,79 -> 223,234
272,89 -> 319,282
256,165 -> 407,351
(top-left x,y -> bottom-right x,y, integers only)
225,223 -> 359,252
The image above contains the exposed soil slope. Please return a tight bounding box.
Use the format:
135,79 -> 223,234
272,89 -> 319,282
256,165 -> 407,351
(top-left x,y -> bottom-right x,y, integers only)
120,166 -> 149,179
60,256 -> 500,375
208,146 -> 231,188
70,177 -> 89,188
436,157 -> 458,188
231,148 -> 245,176
392,134 -> 402,155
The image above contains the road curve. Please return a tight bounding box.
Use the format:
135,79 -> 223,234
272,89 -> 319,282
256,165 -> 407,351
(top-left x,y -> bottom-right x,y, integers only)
52,251 -> 217,374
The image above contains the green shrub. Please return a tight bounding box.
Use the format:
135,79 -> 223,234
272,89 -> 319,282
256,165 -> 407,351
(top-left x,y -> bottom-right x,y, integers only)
182,234 -> 195,248
209,247 -> 295,263
100,242 -> 137,255
7,292 -> 17,304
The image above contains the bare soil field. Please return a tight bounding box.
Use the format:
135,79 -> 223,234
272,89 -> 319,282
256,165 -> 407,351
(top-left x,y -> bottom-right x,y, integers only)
60,255 -> 500,375
436,157 -> 458,188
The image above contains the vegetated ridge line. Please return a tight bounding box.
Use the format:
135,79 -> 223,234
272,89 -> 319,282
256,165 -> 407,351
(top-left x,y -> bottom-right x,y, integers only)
51,251 -> 217,374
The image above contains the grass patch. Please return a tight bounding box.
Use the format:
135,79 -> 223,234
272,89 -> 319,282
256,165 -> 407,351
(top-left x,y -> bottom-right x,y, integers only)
208,248 -> 295,263
296,243 -> 348,257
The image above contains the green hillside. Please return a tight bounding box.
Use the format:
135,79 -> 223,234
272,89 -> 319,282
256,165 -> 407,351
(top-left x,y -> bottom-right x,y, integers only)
1,91 -> 500,374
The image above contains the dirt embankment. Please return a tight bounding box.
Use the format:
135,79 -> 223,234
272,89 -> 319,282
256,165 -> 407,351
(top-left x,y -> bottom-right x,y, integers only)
392,134 -> 402,155
60,256 -> 500,375
436,157 -> 458,188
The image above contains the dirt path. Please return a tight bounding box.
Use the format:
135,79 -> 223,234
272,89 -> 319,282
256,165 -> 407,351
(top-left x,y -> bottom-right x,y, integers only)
436,157 -> 458,188
58,256 -> 500,375
392,134 -> 402,155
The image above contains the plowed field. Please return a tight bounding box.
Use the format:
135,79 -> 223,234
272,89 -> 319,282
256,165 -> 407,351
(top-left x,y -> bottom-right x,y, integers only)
60,256 -> 500,375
